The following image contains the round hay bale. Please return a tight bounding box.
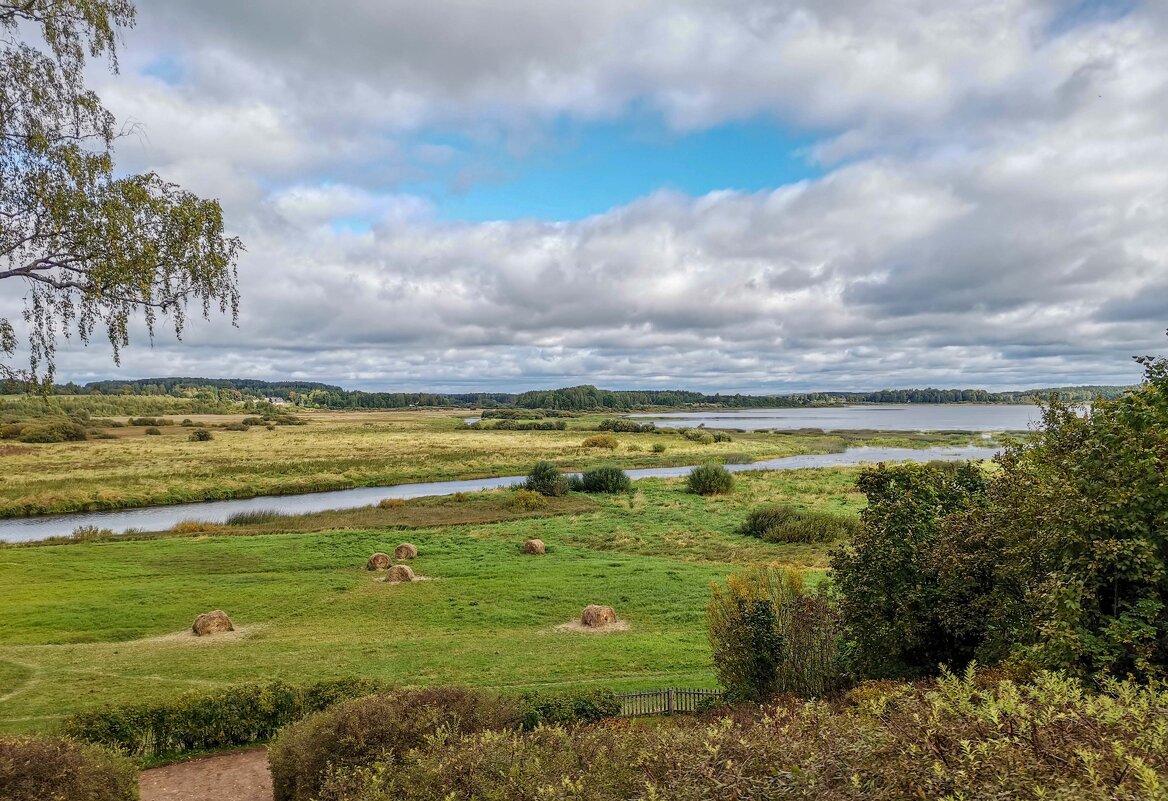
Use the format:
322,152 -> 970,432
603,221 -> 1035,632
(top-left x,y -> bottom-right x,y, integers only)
192,610 -> 233,636
580,605 -> 617,628
523,538 -> 546,555
366,552 -> 391,570
385,564 -> 416,583
394,542 -> 418,560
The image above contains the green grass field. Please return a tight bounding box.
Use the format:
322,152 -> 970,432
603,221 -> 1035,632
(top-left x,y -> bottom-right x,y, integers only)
0,469 -> 859,734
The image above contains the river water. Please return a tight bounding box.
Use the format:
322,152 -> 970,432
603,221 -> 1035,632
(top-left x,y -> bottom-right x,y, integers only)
0,445 -> 999,543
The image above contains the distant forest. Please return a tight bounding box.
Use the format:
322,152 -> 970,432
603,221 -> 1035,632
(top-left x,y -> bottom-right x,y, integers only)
3,377 -> 1132,412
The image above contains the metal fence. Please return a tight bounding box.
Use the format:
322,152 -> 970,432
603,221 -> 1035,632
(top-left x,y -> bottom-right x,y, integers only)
618,688 -> 725,716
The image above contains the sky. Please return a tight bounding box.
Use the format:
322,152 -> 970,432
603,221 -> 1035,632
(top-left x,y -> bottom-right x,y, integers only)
17,0 -> 1168,391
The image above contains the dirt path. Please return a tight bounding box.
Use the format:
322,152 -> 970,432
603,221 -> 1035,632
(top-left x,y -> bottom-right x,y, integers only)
139,748 -> 272,801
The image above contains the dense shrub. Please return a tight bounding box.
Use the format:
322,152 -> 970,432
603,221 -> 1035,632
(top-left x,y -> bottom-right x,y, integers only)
479,419 -> 568,430
242,416 -> 265,426
15,419 -> 87,442
686,463 -> 734,495
505,489 -> 548,511
223,422 -> 249,431
269,687 -> 520,801
581,434 -> 618,449
597,418 -> 656,433
713,432 -> 733,443
524,461 -> 569,496
708,567 -> 843,700
0,735 -> 138,801
679,428 -> 716,444
325,671 -> 1168,801
830,460 -> 989,679
0,422 -> 24,439
574,465 -> 631,493
514,688 -> 621,729
188,428 -> 214,441
62,677 -> 385,759
651,442 -> 667,453
145,426 -> 162,435
128,417 -> 173,426
741,504 -> 862,543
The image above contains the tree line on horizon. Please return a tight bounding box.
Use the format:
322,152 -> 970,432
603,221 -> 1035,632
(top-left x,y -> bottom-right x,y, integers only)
2,377 -> 1133,411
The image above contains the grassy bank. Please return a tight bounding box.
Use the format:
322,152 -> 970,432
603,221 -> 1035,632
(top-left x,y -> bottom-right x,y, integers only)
0,408 -> 981,517
0,469 -> 858,733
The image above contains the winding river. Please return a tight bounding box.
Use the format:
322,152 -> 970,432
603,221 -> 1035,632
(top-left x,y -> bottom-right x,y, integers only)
0,444 -> 999,543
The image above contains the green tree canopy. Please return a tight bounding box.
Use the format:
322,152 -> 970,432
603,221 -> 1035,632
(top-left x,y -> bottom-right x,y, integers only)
1,0 -> 240,386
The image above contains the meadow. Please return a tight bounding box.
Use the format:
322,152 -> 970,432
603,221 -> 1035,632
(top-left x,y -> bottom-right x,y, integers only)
0,469 -> 858,734
0,406 -> 976,517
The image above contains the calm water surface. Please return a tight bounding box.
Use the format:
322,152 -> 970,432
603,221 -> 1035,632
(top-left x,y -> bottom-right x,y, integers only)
629,404 -> 1040,432
0,445 -> 999,543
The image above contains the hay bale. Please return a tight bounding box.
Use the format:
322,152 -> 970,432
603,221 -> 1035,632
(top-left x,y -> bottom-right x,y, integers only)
385,564 -> 416,583
580,605 -> 617,628
366,552 -> 391,570
192,610 -> 233,636
394,543 -> 418,560
523,538 -> 546,555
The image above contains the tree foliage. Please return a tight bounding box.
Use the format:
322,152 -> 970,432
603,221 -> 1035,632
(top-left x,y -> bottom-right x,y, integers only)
1,0 -> 241,384
833,347 -> 1168,682
707,567 -> 843,700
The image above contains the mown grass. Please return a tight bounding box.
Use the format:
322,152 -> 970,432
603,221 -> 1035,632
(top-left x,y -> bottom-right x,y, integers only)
0,408 -> 980,517
0,469 -> 857,733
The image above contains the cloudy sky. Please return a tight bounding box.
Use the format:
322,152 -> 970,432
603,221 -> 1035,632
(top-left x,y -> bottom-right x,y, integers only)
36,0 -> 1168,390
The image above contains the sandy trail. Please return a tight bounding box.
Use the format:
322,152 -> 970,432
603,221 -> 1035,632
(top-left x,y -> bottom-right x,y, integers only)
139,747 -> 271,801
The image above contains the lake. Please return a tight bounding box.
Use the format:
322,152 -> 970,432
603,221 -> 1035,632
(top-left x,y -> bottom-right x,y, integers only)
0,444 -> 999,543
628,404 -> 1041,432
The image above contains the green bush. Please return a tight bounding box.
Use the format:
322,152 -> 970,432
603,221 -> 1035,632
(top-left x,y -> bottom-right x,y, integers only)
62,677 -> 385,759
713,432 -> 733,443
708,567 -> 843,700
15,419 -> 87,442
681,428 -> 716,445
515,688 -> 621,729
574,465 -> 631,493
524,461 -> 569,496
188,428 -> 214,441
325,671 -> 1168,801
269,687 -> 520,801
581,434 -> 619,449
144,426 -> 162,435
504,489 -> 548,511
741,504 -> 862,543
223,422 -> 249,431
597,418 -> 656,433
0,735 -> 138,801
686,463 -> 735,495
128,416 -> 173,426
651,442 -> 667,453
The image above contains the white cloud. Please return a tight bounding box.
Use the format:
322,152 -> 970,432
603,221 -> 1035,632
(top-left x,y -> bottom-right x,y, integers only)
18,0 -> 1167,391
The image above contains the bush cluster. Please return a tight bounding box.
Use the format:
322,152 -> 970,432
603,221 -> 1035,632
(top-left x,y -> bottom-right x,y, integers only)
597,418 -> 657,433
708,567 -> 843,700
524,461 -> 569,497
269,687 -> 522,801
62,678 -> 386,759
686,463 -> 735,495
472,419 -> 568,430
571,465 -> 631,493
581,434 -> 618,449
128,417 -> 174,427
505,489 -> 548,511
188,428 -> 214,441
0,735 -> 138,801
275,687 -> 623,801
740,504 -> 862,543
1,418 -> 88,443
322,671 -> 1168,801
145,426 -> 162,435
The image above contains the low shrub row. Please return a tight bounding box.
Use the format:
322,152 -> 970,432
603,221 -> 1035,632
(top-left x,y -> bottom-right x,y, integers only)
0,735 -> 138,801
318,672 -> 1168,801
269,686 -> 621,801
597,418 -> 657,433
471,419 -> 568,430
62,677 -> 387,759
740,503 -> 862,543
0,418 -> 88,442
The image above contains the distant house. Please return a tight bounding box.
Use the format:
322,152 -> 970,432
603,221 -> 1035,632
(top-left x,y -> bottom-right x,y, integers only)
263,396 -> 289,405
